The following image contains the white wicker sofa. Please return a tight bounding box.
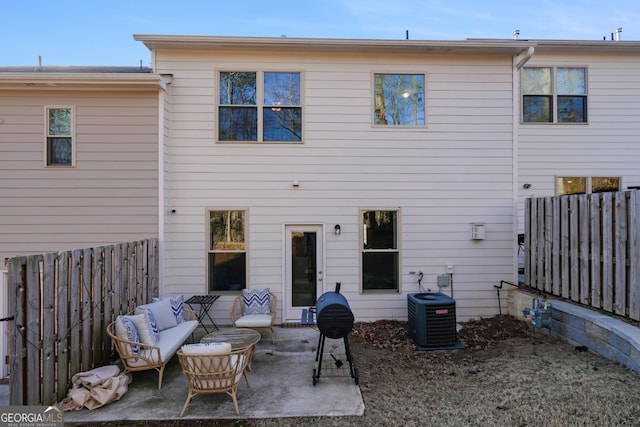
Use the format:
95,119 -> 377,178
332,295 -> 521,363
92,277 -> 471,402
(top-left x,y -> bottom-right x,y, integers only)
107,296 -> 198,389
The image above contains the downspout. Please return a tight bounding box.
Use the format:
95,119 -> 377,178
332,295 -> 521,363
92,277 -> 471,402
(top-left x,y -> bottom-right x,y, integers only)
512,46 -> 535,291
158,72 -> 172,295
517,46 -> 535,70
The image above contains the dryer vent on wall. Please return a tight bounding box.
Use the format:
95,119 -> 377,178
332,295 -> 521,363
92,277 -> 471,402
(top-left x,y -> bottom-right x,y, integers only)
407,292 -> 457,348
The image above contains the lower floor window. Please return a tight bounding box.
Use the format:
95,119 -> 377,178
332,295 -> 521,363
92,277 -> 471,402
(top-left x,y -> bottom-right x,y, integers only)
208,210 -> 246,291
362,210 -> 399,291
556,176 -> 620,195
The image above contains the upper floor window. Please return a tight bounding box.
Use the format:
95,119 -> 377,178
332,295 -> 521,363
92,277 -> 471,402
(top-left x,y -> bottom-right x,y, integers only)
362,210 -> 399,292
46,107 -> 74,166
208,210 -> 246,292
556,176 -> 620,195
522,67 -> 587,123
218,71 -> 301,142
373,73 -> 425,126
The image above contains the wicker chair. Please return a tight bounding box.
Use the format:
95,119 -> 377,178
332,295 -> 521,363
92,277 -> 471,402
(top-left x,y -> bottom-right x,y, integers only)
230,291 -> 277,344
177,345 -> 252,416
106,308 -> 197,389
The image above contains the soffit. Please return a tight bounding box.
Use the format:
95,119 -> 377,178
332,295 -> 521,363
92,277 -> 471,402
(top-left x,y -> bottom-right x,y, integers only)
134,34 -> 535,56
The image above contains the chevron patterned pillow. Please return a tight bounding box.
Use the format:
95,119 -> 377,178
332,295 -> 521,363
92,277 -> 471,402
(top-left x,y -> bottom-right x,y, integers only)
242,288 -> 271,315
152,295 -> 185,324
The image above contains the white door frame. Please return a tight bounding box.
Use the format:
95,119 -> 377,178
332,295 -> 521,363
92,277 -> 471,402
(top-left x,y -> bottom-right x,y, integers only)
282,224 -> 325,322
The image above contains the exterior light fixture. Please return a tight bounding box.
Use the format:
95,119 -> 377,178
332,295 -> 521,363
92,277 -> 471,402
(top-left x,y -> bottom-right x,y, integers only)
334,224 -> 341,235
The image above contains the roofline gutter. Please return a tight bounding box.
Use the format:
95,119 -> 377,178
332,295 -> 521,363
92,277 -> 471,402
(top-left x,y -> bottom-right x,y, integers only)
0,73 -> 167,90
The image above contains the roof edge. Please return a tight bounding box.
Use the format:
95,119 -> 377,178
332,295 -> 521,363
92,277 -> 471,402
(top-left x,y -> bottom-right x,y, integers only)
0,72 -> 166,90
133,34 -> 535,55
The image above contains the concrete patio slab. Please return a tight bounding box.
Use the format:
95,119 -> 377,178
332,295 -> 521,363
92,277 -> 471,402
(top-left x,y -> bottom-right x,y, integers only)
63,326 -> 364,424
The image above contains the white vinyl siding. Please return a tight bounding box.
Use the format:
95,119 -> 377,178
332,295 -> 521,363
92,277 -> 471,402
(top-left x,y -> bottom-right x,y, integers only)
517,52 -> 640,232
0,90 -> 159,260
157,49 -> 515,322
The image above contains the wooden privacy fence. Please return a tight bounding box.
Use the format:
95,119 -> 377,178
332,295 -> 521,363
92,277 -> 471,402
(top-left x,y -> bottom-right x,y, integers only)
524,190 -> 640,321
5,238 -> 159,406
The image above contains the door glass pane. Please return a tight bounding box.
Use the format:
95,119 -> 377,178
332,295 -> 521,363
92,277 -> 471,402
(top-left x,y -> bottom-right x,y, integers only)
291,231 -> 317,307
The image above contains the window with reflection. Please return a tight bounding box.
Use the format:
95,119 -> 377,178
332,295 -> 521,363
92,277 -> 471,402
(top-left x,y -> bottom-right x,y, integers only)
523,67 -> 587,123
219,71 -> 301,142
208,210 -> 246,291
556,176 -> 620,195
374,74 -> 425,126
46,107 -> 74,166
362,210 -> 399,291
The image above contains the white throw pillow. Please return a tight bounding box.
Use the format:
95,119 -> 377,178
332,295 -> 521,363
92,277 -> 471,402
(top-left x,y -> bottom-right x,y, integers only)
127,313 -> 158,346
115,316 -> 140,355
136,300 -> 178,331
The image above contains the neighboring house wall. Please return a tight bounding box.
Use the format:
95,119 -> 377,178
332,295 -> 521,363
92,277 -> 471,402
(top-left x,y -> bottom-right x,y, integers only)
517,51 -> 640,232
0,89 -> 160,261
154,47 -> 518,322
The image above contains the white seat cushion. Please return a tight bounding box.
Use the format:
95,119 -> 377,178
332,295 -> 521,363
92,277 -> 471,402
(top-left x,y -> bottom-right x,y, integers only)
181,342 -> 232,355
126,319 -> 198,368
235,314 -> 272,328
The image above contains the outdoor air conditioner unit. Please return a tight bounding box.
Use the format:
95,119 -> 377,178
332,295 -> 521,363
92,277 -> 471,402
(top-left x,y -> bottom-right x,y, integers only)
407,292 -> 457,349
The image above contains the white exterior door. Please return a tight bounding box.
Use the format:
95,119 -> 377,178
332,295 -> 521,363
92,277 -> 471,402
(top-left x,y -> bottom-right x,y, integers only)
284,225 -> 323,322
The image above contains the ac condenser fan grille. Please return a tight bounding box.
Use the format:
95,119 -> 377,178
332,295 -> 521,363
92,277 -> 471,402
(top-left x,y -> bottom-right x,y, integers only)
407,292 -> 457,348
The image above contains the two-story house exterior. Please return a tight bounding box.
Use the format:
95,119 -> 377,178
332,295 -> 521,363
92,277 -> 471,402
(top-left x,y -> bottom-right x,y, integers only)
1,35 -> 639,325
0,67 -> 165,261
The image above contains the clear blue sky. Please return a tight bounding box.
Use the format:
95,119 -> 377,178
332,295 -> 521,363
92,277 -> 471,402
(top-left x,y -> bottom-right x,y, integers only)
2,0 -> 638,66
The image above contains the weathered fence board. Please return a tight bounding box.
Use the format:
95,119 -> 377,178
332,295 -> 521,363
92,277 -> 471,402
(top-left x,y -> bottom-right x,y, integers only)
56,252 -> 70,403
42,253 -> 56,405
579,195 -> 589,304
590,195 -> 602,308
525,190 -> 640,322
5,238 -> 159,405
560,196 -> 570,299
631,192 -> 640,320
615,192 -> 627,316
26,256 -> 40,405
9,257 -> 25,405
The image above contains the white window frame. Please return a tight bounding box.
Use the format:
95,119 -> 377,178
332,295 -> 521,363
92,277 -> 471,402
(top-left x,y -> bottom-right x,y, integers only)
555,176 -> 621,195
361,208 -> 401,293
521,66 -> 588,124
44,105 -> 76,167
216,70 -> 303,143
372,72 -> 426,128
207,209 -> 248,293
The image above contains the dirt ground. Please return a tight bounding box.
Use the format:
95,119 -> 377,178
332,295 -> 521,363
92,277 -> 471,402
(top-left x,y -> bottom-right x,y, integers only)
91,315 -> 640,427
